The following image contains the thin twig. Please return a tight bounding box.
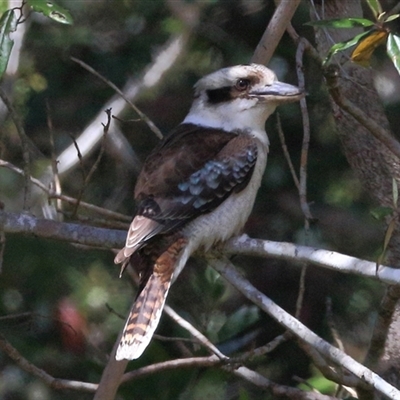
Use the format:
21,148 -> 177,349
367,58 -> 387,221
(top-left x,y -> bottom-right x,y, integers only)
71,57 -> 163,140
277,114 -> 300,190
295,265 -> 308,320
0,88 -> 32,210
0,311 -> 32,322
233,333 -> 289,363
47,100 -> 62,217
164,305 -> 228,360
296,38 -> 313,224
299,340 -> 364,389
0,159 -> 131,223
72,109 -> 111,217
121,356 -> 227,383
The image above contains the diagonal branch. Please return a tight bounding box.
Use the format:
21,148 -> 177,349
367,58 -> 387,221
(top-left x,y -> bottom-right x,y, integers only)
0,334 -> 98,392
251,0 -> 302,65
207,255 -> 400,400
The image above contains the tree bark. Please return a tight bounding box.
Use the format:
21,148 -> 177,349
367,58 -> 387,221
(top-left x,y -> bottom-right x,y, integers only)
311,1 -> 400,398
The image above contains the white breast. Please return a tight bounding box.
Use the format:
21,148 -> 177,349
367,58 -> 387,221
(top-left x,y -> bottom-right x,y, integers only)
173,137 -> 268,280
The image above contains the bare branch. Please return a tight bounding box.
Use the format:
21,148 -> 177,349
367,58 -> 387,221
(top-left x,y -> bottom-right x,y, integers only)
251,0 -> 301,65
120,353 -> 337,400
164,305 -> 228,359
296,38 -> 313,224
0,159 -> 131,223
0,333 -> 98,392
207,255 -> 400,400
3,211 -> 400,285
223,235 -> 400,286
93,329 -> 128,400
0,210 -> 125,249
121,356 -> 224,382
277,114 -> 300,190
0,316 -> 335,400
70,58 -> 163,140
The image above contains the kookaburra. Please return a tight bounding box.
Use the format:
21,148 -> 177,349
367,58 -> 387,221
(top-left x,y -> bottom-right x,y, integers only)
114,63 -> 302,360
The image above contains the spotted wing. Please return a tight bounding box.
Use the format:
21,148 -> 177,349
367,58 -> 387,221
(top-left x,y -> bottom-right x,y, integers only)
115,123 -> 258,264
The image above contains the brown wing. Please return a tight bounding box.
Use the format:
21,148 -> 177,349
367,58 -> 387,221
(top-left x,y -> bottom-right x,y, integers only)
115,123 -> 258,264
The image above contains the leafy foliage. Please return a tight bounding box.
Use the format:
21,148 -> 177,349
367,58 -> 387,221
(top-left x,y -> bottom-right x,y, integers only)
26,0 -> 73,24
307,0 -> 400,73
0,0 -> 72,80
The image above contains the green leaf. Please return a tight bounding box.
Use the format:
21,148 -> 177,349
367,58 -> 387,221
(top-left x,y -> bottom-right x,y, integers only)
298,374 -> 336,394
387,33 -> 400,76
306,17 -> 375,28
384,14 -> 400,23
26,0 -> 73,25
323,30 -> 372,65
0,9 -> 17,80
365,0 -> 383,19
0,0 -> 9,16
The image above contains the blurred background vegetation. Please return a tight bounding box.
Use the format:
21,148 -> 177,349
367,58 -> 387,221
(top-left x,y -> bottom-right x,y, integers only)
1,0 -> 400,399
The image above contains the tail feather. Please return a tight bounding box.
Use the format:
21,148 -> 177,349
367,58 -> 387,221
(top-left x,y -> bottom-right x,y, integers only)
115,237 -> 187,361
116,273 -> 171,360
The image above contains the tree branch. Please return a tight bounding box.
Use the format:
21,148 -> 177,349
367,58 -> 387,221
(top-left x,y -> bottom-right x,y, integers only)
0,334 -> 98,392
251,0 -> 302,65
208,255 -> 400,400
0,210 -> 125,249
223,235 -> 400,285
3,210 -> 400,285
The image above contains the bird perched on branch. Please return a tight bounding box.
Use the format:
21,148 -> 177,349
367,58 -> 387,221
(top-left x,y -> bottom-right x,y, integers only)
114,63 -> 302,360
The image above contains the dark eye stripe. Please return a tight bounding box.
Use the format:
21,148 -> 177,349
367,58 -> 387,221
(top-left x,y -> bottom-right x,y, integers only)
206,87 -> 232,104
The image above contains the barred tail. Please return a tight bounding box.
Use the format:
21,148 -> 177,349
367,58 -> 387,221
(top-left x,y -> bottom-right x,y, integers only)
115,237 -> 187,360
116,273 -> 171,360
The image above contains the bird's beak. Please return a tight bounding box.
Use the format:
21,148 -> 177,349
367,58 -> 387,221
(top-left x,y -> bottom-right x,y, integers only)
250,81 -> 304,103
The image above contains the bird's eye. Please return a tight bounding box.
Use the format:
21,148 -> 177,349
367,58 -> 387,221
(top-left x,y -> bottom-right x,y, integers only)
235,78 -> 250,91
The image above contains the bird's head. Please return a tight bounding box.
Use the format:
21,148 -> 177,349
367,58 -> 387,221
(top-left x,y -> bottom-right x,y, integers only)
183,63 -> 303,135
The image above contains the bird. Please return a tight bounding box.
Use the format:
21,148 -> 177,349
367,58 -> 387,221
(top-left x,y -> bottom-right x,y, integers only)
114,63 -> 303,360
